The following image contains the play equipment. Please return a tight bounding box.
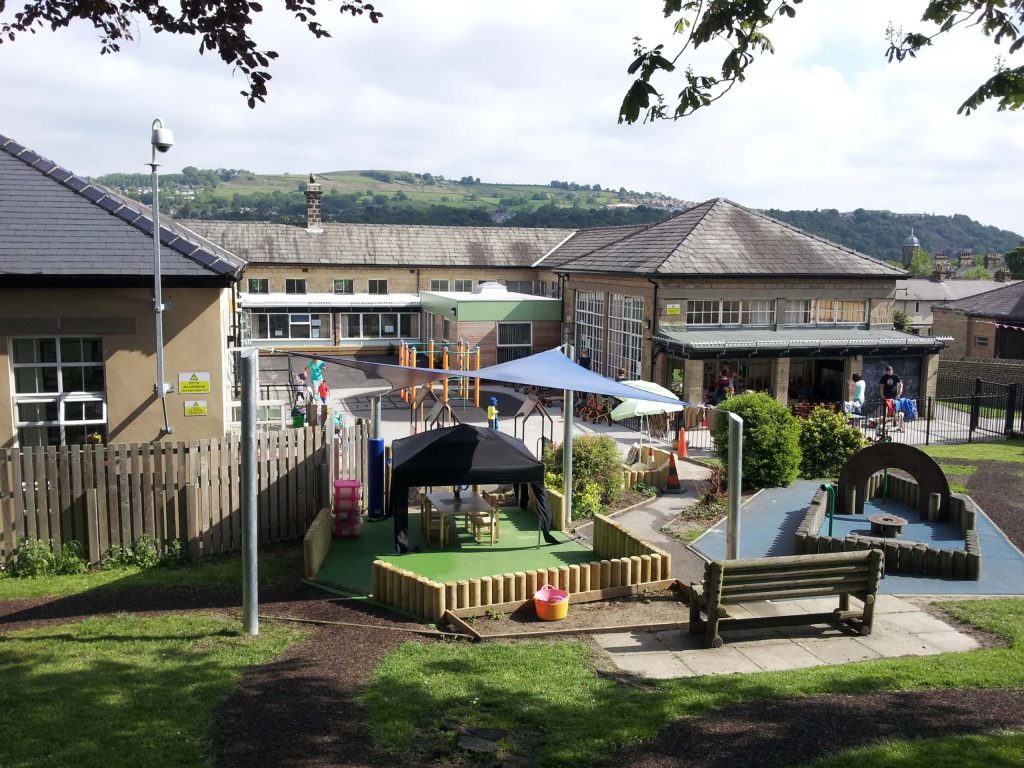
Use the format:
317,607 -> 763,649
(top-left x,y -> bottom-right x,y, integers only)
534,584 -> 570,621
398,340 -> 481,417
333,479 -> 362,538
367,438 -> 386,520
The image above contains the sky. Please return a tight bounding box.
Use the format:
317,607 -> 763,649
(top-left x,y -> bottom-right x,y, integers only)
2,0 -> 1023,236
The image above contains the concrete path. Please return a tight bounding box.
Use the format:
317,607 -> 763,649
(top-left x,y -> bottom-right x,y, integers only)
592,595 -> 983,679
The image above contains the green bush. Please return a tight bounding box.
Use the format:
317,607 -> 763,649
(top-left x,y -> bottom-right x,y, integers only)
543,434 -> 624,518
714,392 -> 800,489
798,406 -> 867,479
10,538 -> 88,578
105,534 -> 162,570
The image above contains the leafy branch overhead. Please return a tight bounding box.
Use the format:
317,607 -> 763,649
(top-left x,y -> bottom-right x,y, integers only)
0,0 -> 382,107
619,0 -> 1024,124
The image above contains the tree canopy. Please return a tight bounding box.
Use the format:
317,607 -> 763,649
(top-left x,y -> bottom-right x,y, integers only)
0,0 -> 381,107
1006,245 -> 1024,277
620,1 -> 1024,124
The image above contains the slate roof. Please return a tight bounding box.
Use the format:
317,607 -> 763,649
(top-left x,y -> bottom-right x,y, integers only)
532,223 -> 647,269
183,220 -> 573,268
935,281 -> 1024,322
895,278 -> 1020,303
0,134 -> 244,280
547,198 -> 905,278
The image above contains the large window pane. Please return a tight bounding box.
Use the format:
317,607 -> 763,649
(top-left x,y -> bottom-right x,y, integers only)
269,315 -> 288,338
364,314 -> 381,337
15,367 -> 58,394
381,313 -> 399,337
341,314 -> 362,338
17,401 -> 58,421
60,338 -> 83,363
399,314 -> 418,337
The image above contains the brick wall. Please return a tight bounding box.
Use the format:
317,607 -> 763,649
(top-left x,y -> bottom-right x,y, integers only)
244,265 -> 543,294
939,357 -> 1024,386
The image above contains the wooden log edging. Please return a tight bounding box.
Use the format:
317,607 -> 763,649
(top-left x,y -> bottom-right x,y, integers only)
369,515 -> 674,622
302,507 -> 333,579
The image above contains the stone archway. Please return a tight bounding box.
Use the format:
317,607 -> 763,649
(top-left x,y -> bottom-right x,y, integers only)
836,443 -> 950,517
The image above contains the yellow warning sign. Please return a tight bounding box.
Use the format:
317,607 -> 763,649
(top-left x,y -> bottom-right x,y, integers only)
184,400 -> 208,417
178,371 -> 211,394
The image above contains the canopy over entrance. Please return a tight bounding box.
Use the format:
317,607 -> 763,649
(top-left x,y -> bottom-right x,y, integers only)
386,424 -> 551,553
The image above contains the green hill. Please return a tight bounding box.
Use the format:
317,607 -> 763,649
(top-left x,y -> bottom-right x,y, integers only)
765,208 -> 1022,263
93,169 -> 1022,256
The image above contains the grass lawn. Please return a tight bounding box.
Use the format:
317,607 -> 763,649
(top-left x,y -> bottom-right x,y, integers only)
0,613 -> 304,768
0,544 -> 302,601
361,598 -> 1024,767
805,731 -> 1024,767
921,438 -> 1024,463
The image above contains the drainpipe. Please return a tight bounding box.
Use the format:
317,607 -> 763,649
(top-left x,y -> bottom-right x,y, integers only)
646,274 -> 659,381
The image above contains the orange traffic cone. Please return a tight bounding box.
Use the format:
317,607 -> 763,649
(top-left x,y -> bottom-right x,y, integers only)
663,451 -> 685,494
677,426 -> 688,459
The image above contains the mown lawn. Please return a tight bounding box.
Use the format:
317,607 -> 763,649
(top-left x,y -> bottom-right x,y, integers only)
0,613 -> 304,768
362,599 -> 1024,767
0,544 -> 301,601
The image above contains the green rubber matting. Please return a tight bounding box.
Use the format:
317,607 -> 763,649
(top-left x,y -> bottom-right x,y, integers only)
313,507 -> 595,595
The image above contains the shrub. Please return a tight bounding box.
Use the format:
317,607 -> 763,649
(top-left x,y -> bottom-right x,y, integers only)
10,538 -> 88,578
543,434 -> 624,518
633,481 -> 659,498
105,534 -> 162,570
798,406 -> 867,479
714,392 -> 800,489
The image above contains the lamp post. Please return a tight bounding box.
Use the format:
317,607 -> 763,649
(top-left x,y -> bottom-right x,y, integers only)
148,119 -> 175,435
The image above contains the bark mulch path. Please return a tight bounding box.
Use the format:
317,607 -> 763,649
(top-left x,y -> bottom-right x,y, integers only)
959,460 -> 1024,550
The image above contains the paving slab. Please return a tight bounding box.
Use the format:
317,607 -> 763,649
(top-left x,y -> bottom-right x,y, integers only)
611,651 -> 696,679
675,646 -> 763,676
793,636 -> 883,664
879,609 -> 963,634
913,630 -> 982,653
738,640 -> 825,671
591,631 -> 668,654
856,629 -> 944,657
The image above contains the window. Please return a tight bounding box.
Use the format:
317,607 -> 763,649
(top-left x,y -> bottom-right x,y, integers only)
497,322 -> 532,363
453,279 -> 473,292
686,300 -> 719,326
785,299 -> 814,325
252,312 -> 332,340
247,278 -> 269,294
506,280 -> 534,294
334,279 -> 353,295
575,291 -> 606,373
607,294 -> 644,379
429,279 -> 449,292
835,300 -> 867,324
12,337 -> 106,446
337,312 -> 419,339
741,299 -> 775,325
720,300 -> 741,325
975,335 -> 990,348
285,278 -> 306,295
368,279 -> 388,295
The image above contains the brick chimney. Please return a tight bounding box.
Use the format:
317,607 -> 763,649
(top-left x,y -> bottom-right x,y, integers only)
931,263 -> 946,282
305,174 -> 323,233
996,267 -> 1011,283
985,253 -> 1002,270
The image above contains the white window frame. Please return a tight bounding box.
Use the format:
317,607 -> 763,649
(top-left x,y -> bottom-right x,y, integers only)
11,336 -> 107,447
574,290 -> 606,374
251,312 -> 333,340
247,278 -> 269,294
333,279 -> 354,295
338,312 -> 419,340
686,300 -> 719,326
453,279 -> 473,292
429,279 -> 450,292
607,294 -> 644,380
741,299 -> 776,326
784,299 -> 814,325
368,279 -> 389,295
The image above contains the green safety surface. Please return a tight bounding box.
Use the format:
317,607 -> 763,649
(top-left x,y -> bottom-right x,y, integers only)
313,507 -> 594,594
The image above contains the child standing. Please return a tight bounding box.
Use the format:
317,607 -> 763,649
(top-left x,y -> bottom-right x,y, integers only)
487,396 -> 499,430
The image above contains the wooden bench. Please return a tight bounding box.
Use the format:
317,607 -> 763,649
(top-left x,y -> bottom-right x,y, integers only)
688,550 -> 884,648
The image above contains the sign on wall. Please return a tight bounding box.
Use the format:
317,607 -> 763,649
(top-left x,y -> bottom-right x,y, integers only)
184,401 -> 208,417
666,303 -> 681,316
178,371 -> 211,394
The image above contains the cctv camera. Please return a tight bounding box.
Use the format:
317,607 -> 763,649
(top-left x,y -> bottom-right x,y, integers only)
151,126 -> 174,153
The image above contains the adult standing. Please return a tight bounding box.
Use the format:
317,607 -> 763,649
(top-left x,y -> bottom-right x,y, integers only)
878,365 -> 903,400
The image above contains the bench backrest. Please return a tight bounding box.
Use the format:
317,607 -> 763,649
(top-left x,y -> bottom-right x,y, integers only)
705,549 -> 883,606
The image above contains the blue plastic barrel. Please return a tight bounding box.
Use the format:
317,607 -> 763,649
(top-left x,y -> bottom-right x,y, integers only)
367,437 -> 386,520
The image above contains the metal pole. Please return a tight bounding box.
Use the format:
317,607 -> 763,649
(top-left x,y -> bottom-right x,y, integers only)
562,389 -> 573,526
149,159 -> 172,434
726,411 -> 743,560
241,348 -> 259,636
372,395 -> 383,439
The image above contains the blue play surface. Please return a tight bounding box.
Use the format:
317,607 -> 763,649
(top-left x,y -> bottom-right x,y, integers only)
691,479 -> 1024,595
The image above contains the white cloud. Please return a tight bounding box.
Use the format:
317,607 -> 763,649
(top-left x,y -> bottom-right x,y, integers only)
1,0 -> 1021,235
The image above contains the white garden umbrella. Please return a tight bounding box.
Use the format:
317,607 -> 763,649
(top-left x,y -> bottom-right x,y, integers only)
610,380 -> 684,451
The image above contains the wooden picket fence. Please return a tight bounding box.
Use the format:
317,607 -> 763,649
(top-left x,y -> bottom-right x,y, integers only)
0,424 -> 368,565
